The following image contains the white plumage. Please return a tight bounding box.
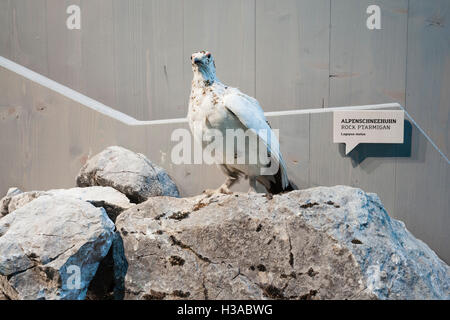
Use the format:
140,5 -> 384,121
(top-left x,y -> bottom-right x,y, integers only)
187,51 -> 293,195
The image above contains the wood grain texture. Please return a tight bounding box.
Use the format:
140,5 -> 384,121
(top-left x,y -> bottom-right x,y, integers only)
256,0 -> 330,110
143,0 -> 185,120
46,0 -> 83,99
10,0 -> 49,75
184,0 -> 256,99
0,0 -> 12,58
310,0 -> 409,218
267,115 -> 310,188
79,0 -> 116,112
394,0 -> 450,262
405,0 -> 449,158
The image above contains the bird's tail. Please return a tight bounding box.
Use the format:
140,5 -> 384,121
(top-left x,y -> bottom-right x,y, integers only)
258,166 -> 297,195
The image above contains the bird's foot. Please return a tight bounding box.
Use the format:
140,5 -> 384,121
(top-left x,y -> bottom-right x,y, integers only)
202,186 -> 232,198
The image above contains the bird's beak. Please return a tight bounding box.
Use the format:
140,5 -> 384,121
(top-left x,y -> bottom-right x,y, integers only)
194,57 -> 203,65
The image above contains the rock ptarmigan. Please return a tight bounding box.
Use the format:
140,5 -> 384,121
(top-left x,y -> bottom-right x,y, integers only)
187,51 -> 294,195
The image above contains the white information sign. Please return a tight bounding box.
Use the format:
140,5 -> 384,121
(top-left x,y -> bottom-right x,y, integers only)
333,110 -> 404,154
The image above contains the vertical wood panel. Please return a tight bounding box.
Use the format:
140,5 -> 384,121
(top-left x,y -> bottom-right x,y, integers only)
0,68 -> 25,187
310,0 -> 408,217
46,0 -> 83,95
329,0 -> 408,107
0,0 -> 12,58
183,0 -> 256,98
140,0 -> 185,120
268,116 -> 310,188
10,0 -> 48,75
80,0 -> 116,112
394,0 -> 450,262
405,0 -> 449,158
111,0 -> 146,119
256,0 -> 330,110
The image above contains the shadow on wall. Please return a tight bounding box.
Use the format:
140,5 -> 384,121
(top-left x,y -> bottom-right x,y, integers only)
339,120 -> 413,167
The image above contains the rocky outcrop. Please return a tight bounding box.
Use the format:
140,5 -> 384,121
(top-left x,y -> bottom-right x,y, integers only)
0,186 -> 134,222
0,187 -> 23,217
115,186 -> 450,300
0,195 -> 115,300
76,146 -> 179,203
1,145 -> 448,300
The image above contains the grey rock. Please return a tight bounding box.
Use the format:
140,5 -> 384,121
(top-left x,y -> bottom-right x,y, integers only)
0,288 -> 8,300
76,146 -> 179,203
0,186 -> 134,222
6,187 -> 22,197
0,187 -> 23,217
0,195 -> 115,300
3,191 -> 47,216
115,186 -> 449,300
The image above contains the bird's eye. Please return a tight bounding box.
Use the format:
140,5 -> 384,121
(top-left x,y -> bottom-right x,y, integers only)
206,53 -> 211,58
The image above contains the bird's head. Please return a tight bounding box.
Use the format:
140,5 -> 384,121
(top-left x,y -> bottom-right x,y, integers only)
191,51 -> 217,85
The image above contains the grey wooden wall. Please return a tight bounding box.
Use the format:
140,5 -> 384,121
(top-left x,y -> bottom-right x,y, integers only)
0,0 -> 449,263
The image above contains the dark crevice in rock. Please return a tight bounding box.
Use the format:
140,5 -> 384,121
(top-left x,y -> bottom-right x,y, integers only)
231,267 -> 242,280
300,202 -> 319,209
172,290 -> 190,298
256,264 -> 266,272
169,255 -> 185,266
87,200 -> 124,222
136,253 -> 157,260
286,227 -> 294,268
46,244 -> 76,264
202,278 -> 209,300
6,264 -> 36,280
143,290 -> 167,300
154,212 -> 167,220
325,200 -> 340,208
192,201 -> 208,211
280,272 -> 297,279
86,232 -> 128,300
260,284 -> 286,300
307,267 -> 319,277
299,289 -> 318,300
169,235 -> 214,264
169,211 -> 190,220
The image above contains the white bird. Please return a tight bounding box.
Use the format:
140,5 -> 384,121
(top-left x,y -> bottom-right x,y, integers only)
187,51 -> 294,195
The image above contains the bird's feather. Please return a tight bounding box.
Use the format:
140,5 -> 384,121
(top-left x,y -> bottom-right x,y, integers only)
222,89 -> 290,189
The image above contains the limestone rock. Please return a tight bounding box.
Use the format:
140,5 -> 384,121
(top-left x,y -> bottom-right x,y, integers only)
0,186 -> 133,222
76,146 -> 179,203
115,186 -> 449,300
0,187 -> 23,217
0,195 -> 115,300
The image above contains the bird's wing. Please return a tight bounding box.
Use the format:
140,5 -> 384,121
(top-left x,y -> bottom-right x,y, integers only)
222,89 -> 289,188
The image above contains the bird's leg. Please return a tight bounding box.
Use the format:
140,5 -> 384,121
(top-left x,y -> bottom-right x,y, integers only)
248,176 -> 257,193
203,176 -> 238,197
